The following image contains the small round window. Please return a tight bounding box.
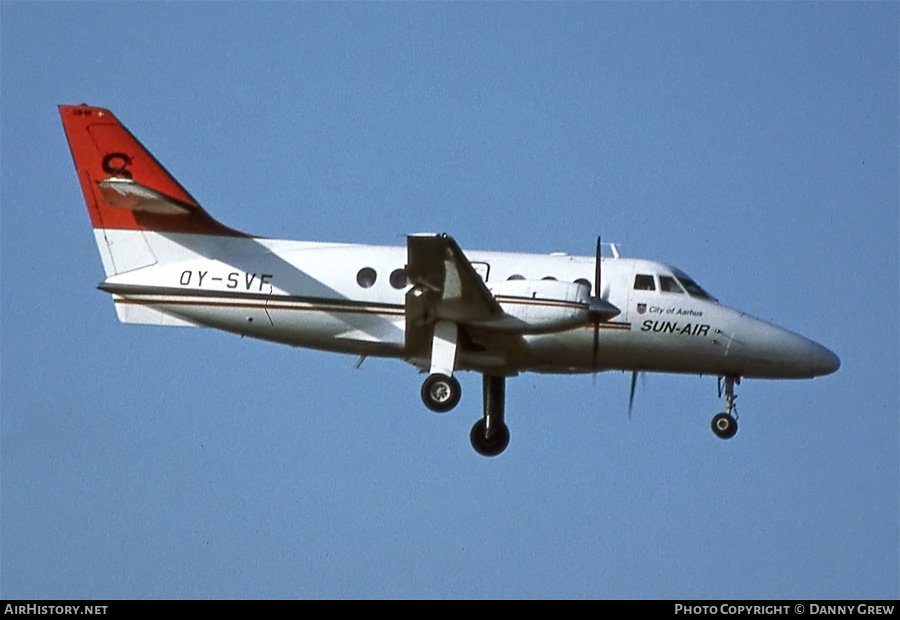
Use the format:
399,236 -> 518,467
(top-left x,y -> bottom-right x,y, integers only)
541,276 -> 557,281
390,268 -> 407,289
507,274 -> 525,281
357,267 -> 377,288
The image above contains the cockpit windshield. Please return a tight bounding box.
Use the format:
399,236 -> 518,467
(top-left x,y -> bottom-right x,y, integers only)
675,275 -> 714,301
659,275 -> 684,293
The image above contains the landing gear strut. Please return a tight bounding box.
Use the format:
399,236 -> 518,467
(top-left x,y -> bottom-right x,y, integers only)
470,375 -> 510,457
711,375 -> 739,439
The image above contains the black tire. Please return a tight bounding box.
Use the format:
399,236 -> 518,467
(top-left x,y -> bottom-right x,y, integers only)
711,412 -> 738,440
470,418 -> 510,457
421,373 -> 461,413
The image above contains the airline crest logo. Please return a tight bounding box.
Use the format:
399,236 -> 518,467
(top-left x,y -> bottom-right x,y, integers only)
637,303 -> 647,315
102,152 -> 133,178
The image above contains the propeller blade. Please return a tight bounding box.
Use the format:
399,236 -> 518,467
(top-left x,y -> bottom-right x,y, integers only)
628,371 -> 638,418
591,235 -> 601,376
589,235 -> 621,320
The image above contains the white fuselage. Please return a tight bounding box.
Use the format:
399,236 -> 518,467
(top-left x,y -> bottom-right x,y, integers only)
98,230 -> 839,380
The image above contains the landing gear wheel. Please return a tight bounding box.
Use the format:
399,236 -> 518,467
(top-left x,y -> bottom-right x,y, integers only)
470,418 -> 510,457
711,412 -> 738,440
421,373 -> 461,413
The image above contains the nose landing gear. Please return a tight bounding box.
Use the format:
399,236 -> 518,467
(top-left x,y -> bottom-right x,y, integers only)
711,375 -> 739,439
711,411 -> 738,439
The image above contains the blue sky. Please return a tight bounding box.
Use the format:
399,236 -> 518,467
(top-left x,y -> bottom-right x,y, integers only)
1,2 -> 897,599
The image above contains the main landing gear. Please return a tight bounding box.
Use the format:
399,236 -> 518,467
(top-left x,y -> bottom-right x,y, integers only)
421,373 -> 461,413
711,375 -> 739,439
417,319 -> 510,456
470,375 -> 510,457
418,372 -> 510,457
420,320 -> 463,413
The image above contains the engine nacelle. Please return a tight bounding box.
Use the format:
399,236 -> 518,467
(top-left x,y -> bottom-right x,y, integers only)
483,279 -> 591,333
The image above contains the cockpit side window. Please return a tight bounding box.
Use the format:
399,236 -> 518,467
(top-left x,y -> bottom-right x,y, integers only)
633,274 -> 656,291
676,276 -> 712,300
659,275 -> 684,293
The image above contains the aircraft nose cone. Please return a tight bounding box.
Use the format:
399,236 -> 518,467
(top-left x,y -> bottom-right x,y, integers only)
781,333 -> 840,378
731,312 -> 841,379
810,343 -> 841,376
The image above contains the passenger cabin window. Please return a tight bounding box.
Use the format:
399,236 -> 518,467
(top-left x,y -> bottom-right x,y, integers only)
633,274 -> 656,291
389,268 -> 407,289
357,267 -> 377,288
507,274 -> 525,281
659,275 -> 684,293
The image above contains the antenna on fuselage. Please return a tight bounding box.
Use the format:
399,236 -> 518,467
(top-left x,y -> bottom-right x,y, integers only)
598,242 -> 621,259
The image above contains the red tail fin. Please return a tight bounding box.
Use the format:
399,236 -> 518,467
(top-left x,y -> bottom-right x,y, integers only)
59,105 -> 245,236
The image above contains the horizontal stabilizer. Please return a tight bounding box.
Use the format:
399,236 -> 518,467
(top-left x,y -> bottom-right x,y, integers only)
113,301 -> 201,327
98,178 -> 193,215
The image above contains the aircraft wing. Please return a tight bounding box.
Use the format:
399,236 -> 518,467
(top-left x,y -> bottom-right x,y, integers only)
406,234 -> 503,325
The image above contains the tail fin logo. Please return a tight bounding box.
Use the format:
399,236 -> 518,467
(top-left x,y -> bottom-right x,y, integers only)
102,152 -> 133,179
